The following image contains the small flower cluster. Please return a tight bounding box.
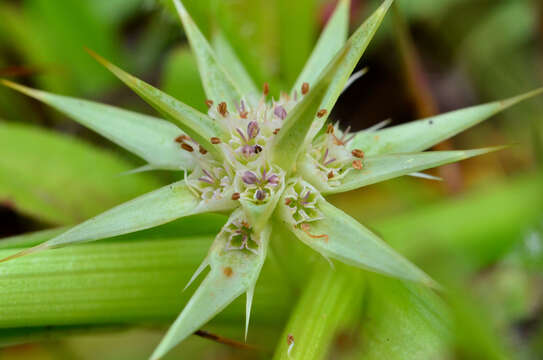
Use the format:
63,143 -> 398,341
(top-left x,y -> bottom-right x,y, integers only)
308,123 -> 365,187
224,218 -> 258,254
283,181 -> 323,226
182,83 -> 319,207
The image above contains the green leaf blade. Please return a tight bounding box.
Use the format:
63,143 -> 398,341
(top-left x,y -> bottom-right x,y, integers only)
0,181 -> 235,263
309,0 -> 393,137
278,189 -> 436,287
151,210 -> 270,360
86,49 -> 226,160
302,147 -> 503,194
272,46 -> 350,171
350,88 -> 543,155
212,31 -> 259,99
173,0 -> 247,110
292,0 -> 350,93
1,80 -> 194,170
0,122 -> 159,225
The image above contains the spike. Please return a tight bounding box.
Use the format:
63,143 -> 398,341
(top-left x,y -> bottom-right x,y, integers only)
183,258 -> 210,292
245,285 -> 255,341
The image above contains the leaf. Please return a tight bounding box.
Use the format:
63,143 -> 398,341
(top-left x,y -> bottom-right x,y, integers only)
271,46 -> 350,171
349,88 -> 543,155
1,80 -> 195,170
0,0 -> 122,94
300,147 -> 503,194
353,274 -> 450,359
292,0 -> 350,93
272,263 -> 365,360
0,217 -> 291,330
211,31 -> 259,98
0,181 -> 236,263
277,185 -> 436,286
0,122 -> 159,225
172,0 -> 246,110
309,0 -> 394,138
150,210 -> 270,360
86,49 -> 227,160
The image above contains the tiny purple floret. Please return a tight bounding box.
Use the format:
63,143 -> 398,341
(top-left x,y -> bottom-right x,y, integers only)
242,171 -> 258,185
274,106 -> 287,120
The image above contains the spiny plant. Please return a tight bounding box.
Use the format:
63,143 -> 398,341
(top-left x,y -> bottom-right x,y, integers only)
1,0 -> 542,358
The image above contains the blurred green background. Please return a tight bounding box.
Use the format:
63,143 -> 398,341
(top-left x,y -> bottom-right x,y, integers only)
0,0 -> 542,359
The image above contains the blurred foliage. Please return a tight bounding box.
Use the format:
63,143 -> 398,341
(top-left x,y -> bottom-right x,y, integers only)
1,0 -> 543,359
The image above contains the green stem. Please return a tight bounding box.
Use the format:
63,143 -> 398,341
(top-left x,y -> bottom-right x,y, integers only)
272,263 -> 364,360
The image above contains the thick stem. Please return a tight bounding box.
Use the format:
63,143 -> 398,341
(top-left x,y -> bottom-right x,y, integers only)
272,263 -> 364,360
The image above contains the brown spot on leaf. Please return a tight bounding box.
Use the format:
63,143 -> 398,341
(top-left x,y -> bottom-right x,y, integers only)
352,160 -> 363,170
301,82 -> 309,95
317,109 -> 328,118
223,267 -> 233,277
218,102 -> 228,117
351,149 -> 364,158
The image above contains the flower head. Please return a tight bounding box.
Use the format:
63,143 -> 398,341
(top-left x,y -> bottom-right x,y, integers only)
1,0 -> 541,359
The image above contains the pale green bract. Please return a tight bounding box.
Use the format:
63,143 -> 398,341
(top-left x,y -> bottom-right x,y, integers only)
1,0 -> 541,359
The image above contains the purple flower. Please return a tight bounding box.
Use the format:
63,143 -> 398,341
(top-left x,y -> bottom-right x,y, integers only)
267,174 -> 280,186
247,121 -> 260,139
255,189 -> 266,201
274,106 -> 287,120
241,144 -> 254,158
242,171 -> 258,185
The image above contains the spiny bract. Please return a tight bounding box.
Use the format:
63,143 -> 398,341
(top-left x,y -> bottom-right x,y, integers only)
1,0 -> 542,359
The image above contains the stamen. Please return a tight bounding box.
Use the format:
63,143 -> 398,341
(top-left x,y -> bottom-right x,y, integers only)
181,143 -> 194,152
326,124 -> 334,134
175,134 -> 190,143
255,189 -> 266,201
301,191 -> 311,204
231,192 -> 240,200
316,109 -> 328,118
327,171 -> 334,179
210,137 -> 221,144
300,223 -> 329,242
202,169 -> 214,179
247,121 -> 260,139
267,174 -> 280,186
236,128 -> 248,142
351,149 -> 364,158
273,128 -> 280,135
241,144 -> 254,157
321,148 -> 329,164
352,159 -> 363,170
287,334 -> 295,356
254,145 -> 263,153
263,82 -> 269,96
199,146 -> 208,155
301,82 -> 309,95
205,99 -> 214,108
242,171 -> 258,185
274,106 -> 287,120
218,102 -> 228,117
198,177 -> 214,184
324,157 -> 336,166
285,198 -> 292,205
